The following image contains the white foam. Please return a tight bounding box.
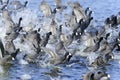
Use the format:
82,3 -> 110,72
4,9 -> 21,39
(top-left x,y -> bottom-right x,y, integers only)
0,66 -> 4,74
21,74 -> 31,80
19,59 -> 28,65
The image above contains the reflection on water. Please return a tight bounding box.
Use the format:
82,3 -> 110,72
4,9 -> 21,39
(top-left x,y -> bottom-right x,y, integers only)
0,0 -> 120,80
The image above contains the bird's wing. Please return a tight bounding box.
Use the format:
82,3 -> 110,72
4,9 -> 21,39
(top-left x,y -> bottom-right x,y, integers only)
41,47 -> 57,58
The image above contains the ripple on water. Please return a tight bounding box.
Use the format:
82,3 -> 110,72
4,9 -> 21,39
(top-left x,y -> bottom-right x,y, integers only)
107,61 -> 120,80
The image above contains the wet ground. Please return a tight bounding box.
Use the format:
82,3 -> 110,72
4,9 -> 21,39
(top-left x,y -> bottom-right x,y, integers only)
0,0 -> 120,80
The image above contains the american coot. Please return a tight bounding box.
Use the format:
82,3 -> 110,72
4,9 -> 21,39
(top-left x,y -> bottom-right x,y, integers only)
0,39 -> 19,65
83,37 -> 103,52
67,1 -> 86,22
40,0 -> 52,17
83,69 -> 110,80
41,47 -> 72,65
53,0 -> 67,12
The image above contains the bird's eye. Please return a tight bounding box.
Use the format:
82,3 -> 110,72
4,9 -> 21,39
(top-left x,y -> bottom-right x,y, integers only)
97,71 -> 102,74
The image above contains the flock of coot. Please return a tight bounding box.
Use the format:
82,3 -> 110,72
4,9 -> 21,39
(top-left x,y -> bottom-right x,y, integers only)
0,0 -> 120,80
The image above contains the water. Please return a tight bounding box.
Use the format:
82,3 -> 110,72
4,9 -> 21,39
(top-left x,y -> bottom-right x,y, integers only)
0,0 -> 120,80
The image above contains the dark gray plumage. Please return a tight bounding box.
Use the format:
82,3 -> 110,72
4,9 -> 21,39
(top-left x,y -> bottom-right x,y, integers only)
0,39 -> 19,65
83,37 -> 103,52
40,32 -> 52,47
41,47 -> 72,65
83,70 -> 110,80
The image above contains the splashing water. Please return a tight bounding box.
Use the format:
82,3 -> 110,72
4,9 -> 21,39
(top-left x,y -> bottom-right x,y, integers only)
0,0 -> 120,80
